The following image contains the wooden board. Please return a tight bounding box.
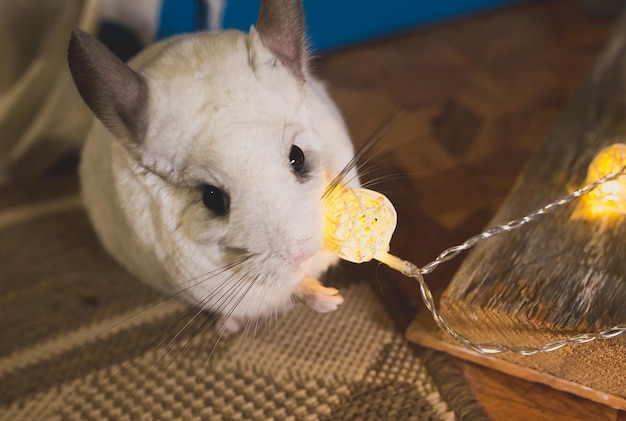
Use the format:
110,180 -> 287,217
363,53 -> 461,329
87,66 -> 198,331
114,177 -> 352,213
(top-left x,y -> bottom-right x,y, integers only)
407,313 -> 626,410
407,10 -> 626,407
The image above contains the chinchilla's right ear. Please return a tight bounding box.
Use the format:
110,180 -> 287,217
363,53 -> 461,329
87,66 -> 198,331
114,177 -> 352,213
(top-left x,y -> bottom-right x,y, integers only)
256,0 -> 307,82
67,28 -> 147,152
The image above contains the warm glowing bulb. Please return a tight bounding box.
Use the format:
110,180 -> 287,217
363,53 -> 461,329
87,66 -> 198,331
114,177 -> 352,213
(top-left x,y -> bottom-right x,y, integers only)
324,187 -> 397,264
584,143 -> 626,216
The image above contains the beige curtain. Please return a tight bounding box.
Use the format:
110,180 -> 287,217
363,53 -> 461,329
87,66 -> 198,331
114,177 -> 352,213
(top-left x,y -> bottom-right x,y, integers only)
0,0 -> 100,181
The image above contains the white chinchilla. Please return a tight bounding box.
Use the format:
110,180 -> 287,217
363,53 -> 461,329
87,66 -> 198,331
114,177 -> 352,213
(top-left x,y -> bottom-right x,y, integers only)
67,0 -> 359,332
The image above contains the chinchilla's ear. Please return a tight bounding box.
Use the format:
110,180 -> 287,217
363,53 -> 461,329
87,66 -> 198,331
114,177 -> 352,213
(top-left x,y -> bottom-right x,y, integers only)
255,0 -> 307,81
67,28 -> 147,150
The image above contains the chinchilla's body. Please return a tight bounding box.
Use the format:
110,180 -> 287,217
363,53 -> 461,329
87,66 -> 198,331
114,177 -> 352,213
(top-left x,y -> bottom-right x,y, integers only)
69,0 -> 359,332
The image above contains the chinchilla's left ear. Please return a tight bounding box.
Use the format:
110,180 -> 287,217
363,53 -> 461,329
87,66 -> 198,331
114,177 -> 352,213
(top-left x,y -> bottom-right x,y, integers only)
255,0 -> 308,81
67,28 -> 148,151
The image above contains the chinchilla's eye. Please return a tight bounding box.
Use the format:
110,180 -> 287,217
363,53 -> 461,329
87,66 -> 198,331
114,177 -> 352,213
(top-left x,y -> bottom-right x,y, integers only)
202,185 -> 230,216
289,145 -> 305,173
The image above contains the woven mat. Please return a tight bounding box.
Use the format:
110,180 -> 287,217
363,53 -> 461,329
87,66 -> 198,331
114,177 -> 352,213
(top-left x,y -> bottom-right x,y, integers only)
0,173 -> 487,420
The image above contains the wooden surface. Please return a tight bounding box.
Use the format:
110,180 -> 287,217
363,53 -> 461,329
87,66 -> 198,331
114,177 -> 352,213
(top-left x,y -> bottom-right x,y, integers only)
408,316 -> 626,410
316,0 -> 626,419
461,361 -> 621,421
427,8 -> 626,401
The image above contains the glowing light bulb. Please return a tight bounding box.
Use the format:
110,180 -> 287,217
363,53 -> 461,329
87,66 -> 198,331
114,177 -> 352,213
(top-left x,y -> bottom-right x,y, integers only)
583,143 -> 626,216
324,187 -> 397,264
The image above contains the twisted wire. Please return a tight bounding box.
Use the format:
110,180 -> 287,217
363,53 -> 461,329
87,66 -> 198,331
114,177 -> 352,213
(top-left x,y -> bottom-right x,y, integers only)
407,166 -> 626,355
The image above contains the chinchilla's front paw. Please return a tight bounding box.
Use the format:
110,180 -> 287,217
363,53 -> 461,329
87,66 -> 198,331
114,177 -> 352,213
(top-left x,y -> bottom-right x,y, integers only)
294,277 -> 344,313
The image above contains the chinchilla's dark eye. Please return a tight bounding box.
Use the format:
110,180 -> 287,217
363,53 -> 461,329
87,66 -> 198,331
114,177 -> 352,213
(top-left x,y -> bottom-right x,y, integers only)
289,145 -> 305,173
202,185 -> 229,216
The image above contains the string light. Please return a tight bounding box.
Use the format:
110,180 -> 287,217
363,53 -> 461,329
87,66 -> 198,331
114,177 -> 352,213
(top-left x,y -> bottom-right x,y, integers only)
324,153 -> 626,355
580,143 -> 626,217
324,187 -> 397,264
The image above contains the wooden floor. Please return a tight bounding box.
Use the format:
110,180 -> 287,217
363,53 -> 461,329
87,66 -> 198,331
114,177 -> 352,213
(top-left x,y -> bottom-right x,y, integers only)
316,0 -> 623,419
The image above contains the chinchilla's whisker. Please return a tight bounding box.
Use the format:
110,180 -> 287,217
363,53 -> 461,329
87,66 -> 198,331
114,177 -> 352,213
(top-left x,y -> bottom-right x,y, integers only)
192,270 -> 254,387
361,173 -> 413,189
204,271 -> 261,363
108,257 -> 249,341
351,128 -> 434,185
83,256 -> 252,350
150,311 -> 214,384
112,309 -> 208,405
354,130 -> 432,176
355,162 -> 403,182
191,270 -> 257,401
125,312 -> 211,403
188,267 -> 270,400
323,104 -> 406,199
267,295 -> 279,338
195,265 -> 250,307
155,286 -> 224,360
133,269 -> 258,403
252,312 -> 262,342
353,138 -> 401,172
209,270 -> 257,322
245,273 -> 275,341
110,277 -> 229,388
108,258 -> 255,404
171,255 -> 253,289
215,272 -> 261,333
150,256 -> 251,334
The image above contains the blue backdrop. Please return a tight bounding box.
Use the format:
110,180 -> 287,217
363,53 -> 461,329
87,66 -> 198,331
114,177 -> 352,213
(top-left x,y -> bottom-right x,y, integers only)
157,0 -> 521,51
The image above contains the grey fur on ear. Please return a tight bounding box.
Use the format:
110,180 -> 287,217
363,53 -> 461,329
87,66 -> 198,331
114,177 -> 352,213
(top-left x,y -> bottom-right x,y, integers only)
67,28 -> 148,147
256,0 -> 307,81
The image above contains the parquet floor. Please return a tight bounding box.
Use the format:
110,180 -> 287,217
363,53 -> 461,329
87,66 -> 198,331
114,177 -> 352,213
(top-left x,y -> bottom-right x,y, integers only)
316,1 -> 623,419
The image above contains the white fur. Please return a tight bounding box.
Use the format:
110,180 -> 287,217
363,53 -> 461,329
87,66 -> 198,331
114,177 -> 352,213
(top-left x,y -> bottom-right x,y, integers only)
80,29 -> 359,329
